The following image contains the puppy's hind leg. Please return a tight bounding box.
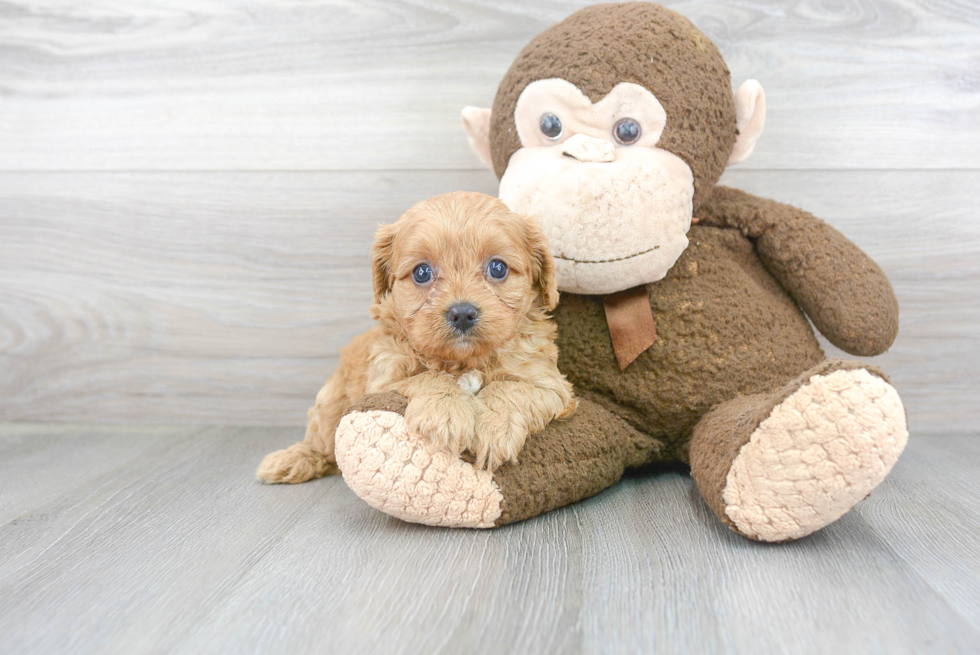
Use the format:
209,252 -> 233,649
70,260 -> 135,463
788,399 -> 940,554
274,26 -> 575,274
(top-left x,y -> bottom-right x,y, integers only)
257,374 -> 346,484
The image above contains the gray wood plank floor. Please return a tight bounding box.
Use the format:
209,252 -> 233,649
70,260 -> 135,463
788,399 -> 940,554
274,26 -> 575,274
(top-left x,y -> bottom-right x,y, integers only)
1,424 -> 978,655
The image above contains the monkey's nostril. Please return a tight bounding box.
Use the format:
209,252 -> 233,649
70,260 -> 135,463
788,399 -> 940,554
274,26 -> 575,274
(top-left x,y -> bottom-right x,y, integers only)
446,303 -> 479,334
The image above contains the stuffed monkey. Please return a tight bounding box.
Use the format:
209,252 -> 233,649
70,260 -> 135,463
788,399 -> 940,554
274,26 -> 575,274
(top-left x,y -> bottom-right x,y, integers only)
314,2 -> 909,541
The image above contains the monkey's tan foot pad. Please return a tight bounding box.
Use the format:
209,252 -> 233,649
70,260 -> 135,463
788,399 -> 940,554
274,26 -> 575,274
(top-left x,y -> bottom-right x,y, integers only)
724,368 -> 908,542
334,410 -> 504,528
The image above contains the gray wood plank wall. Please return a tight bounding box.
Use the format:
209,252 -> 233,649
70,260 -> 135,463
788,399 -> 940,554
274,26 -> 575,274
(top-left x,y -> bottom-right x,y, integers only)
2,0 -> 978,432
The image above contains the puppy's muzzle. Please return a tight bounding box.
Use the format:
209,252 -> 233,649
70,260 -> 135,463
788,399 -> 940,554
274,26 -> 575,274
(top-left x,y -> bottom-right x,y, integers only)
446,302 -> 479,334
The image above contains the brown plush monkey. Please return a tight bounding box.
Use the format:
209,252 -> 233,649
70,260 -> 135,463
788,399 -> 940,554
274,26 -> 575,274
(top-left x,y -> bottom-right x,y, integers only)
328,2 -> 909,541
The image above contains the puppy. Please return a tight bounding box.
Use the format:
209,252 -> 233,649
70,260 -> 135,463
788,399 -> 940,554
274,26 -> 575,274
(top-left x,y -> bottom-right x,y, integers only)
256,191 -> 576,484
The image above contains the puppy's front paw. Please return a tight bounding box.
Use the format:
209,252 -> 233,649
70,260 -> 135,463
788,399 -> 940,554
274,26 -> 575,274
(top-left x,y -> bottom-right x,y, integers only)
405,394 -> 479,456
474,409 -> 527,472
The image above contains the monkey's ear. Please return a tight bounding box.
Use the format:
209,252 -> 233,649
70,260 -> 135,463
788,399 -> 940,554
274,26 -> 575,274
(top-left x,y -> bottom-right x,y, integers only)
523,216 -> 560,311
728,80 -> 766,166
461,106 -> 494,170
371,223 -> 398,303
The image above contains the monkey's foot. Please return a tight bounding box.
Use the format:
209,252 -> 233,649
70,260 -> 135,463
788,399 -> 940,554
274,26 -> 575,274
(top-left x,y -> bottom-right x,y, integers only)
335,407 -> 503,528
719,367 -> 908,542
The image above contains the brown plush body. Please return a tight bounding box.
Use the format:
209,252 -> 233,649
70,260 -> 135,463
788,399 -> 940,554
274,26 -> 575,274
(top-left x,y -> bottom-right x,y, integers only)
556,221 -> 825,461
556,187 -> 898,458
316,3 -> 909,540
491,195 -> 898,527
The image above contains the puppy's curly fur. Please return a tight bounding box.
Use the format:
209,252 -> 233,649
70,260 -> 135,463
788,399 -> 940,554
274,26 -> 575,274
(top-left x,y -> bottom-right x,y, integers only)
257,191 -> 576,483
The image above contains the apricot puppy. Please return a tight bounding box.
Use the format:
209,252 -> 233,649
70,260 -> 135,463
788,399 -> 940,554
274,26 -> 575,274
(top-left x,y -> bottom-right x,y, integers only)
256,191 -> 576,484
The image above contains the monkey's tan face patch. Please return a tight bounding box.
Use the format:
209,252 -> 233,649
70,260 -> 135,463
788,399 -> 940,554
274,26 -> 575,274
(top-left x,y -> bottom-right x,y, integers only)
500,78 -> 694,295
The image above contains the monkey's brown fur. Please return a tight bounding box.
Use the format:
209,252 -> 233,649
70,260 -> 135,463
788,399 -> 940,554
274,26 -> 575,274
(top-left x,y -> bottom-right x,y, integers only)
326,3 -> 907,540
256,192 -> 576,482
489,2 -> 738,209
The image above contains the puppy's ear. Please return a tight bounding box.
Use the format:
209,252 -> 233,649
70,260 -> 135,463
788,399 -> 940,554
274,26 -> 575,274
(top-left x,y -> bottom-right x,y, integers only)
523,216 -> 559,311
371,222 -> 398,303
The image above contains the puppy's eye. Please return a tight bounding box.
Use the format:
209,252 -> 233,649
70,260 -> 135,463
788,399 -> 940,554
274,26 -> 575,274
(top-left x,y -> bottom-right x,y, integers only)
540,113 -> 562,140
614,117 -> 641,145
486,259 -> 508,280
412,263 -> 433,285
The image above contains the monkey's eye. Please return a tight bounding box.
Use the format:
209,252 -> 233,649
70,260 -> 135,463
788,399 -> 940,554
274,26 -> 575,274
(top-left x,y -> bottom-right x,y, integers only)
539,113 -> 563,140
614,117 -> 642,145
486,259 -> 509,280
412,263 -> 433,285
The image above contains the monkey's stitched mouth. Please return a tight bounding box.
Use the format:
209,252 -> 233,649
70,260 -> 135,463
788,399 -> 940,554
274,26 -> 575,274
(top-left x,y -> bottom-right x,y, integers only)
554,245 -> 659,264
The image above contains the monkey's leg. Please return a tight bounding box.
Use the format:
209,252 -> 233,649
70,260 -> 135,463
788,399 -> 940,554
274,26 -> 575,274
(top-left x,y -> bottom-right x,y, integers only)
256,374 -> 345,484
333,393 -> 663,528
690,359 -> 908,542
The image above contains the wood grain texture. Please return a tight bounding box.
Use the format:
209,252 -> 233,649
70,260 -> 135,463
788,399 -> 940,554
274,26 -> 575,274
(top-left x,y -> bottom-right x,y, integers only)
0,425 -> 978,654
2,169 -> 977,432
1,3 -> 975,651
0,170 -> 494,424
0,0 -> 977,171
0,423 -> 204,524
0,1 -> 977,430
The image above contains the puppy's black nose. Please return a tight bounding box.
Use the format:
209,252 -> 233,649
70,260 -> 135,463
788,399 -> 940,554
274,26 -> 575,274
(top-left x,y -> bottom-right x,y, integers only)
446,303 -> 479,333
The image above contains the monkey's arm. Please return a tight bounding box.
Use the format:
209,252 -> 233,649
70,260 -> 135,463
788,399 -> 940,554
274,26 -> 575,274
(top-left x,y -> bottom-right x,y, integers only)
698,186 -> 898,356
